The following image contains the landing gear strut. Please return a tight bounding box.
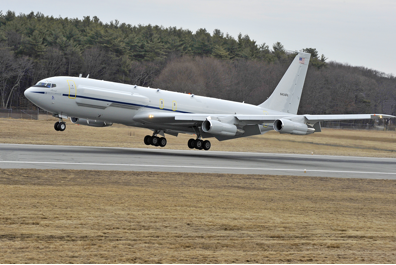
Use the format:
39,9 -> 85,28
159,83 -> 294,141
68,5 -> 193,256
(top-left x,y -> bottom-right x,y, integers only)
144,131 -> 167,147
54,119 -> 66,132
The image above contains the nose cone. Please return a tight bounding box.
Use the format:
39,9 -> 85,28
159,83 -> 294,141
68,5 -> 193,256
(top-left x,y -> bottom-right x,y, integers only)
24,87 -> 40,106
24,87 -> 32,99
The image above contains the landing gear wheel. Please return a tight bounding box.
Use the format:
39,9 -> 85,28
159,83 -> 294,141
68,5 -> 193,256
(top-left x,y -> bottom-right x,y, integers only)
144,135 -> 167,148
159,137 -> 167,147
151,136 -> 160,146
188,139 -> 196,149
195,139 -> 203,150
144,135 -> 152,145
203,140 -> 211,151
58,122 -> 66,131
54,122 -> 60,131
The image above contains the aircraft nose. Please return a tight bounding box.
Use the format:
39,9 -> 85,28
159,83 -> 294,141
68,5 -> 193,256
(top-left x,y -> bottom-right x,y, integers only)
24,87 -> 38,103
24,87 -> 32,99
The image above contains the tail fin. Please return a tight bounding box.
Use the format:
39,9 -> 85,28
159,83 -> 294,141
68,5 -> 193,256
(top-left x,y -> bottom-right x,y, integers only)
259,52 -> 311,114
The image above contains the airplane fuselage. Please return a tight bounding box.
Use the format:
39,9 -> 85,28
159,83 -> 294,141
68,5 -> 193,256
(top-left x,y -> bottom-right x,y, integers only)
25,76 -> 280,133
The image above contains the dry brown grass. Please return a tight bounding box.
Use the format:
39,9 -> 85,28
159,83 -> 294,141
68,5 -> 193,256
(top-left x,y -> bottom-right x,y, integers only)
0,169 -> 395,263
1,118 -> 396,263
1,117 -> 396,157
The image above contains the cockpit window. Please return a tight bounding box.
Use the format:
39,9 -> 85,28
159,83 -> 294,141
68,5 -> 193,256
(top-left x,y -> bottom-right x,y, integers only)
33,82 -> 55,88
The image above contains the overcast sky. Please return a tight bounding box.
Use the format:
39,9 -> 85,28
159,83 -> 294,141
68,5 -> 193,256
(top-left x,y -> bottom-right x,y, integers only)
3,0 -> 396,75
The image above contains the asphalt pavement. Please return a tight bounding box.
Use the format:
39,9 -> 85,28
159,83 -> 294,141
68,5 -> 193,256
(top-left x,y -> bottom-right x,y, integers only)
0,143 -> 395,179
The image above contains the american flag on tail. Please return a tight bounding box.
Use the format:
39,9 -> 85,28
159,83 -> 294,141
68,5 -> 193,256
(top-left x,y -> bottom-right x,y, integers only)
299,57 -> 305,64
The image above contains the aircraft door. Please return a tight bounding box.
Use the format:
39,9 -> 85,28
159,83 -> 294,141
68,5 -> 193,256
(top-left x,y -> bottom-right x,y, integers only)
67,80 -> 77,99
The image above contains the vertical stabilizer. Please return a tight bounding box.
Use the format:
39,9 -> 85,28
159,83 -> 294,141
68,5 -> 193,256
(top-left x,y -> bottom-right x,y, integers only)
259,52 -> 310,114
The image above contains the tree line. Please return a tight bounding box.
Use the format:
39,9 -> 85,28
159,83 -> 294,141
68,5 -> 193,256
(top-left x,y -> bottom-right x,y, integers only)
0,10 -> 395,115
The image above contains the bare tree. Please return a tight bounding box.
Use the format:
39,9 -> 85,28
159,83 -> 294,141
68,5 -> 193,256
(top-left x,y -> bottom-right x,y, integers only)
153,56 -> 206,95
82,46 -> 106,78
0,46 -> 32,109
195,57 -> 231,98
0,46 -> 15,108
43,47 -> 66,77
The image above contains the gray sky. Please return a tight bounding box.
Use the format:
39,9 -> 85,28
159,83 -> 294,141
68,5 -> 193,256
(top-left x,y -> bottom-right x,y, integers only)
3,0 -> 396,75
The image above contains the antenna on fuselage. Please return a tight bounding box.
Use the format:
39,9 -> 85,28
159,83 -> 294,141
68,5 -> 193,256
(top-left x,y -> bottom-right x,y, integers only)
79,74 -> 82,78
86,74 -> 90,78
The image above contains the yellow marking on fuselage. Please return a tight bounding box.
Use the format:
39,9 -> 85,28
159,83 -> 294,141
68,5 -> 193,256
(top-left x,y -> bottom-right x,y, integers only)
67,80 -> 77,99
159,99 -> 164,109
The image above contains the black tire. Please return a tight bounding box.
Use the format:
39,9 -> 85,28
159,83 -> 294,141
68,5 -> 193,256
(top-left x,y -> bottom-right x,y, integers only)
159,137 -> 167,147
54,122 -> 60,131
144,135 -> 152,145
203,140 -> 211,151
59,122 -> 66,131
151,136 -> 159,146
195,139 -> 203,150
188,139 -> 195,149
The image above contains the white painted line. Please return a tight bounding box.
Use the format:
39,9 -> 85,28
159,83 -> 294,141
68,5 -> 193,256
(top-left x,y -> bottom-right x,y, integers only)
0,160 -> 395,175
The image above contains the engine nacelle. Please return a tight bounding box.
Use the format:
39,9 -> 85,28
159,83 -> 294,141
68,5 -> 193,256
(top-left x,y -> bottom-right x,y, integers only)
273,119 -> 315,135
202,119 -> 238,136
70,117 -> 112,127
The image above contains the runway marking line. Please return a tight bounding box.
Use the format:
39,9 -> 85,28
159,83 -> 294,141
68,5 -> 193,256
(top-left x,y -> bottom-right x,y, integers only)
0,160 -> 395,175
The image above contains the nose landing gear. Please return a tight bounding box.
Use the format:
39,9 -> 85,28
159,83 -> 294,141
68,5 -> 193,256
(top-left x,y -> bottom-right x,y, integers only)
54,120 -> 66,131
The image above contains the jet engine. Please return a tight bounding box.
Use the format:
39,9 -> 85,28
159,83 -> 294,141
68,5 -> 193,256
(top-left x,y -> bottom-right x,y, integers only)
273,119 -> 315,135
70,117 -> 112,127
202,119 -> 241,136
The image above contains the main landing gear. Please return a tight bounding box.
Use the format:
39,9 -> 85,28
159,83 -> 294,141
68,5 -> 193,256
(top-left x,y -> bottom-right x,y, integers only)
144,134 -> 167,147
188,138 -> 211,151
142,130 -> 211,151
54,119 -> 66,131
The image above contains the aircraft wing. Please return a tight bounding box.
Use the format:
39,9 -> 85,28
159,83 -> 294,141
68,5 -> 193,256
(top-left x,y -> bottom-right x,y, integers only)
236,113 -> 395,125
133,112 -> 290,125
236,114 -> 395,123
133,112 -> 394,126
304,114 -> 395,122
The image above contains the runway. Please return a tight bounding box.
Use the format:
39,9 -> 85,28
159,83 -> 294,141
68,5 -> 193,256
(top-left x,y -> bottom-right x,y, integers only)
0,143 -> 395,179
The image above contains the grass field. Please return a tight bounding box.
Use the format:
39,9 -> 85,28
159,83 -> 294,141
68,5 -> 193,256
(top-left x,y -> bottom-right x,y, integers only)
1,117 -> 395,157
0,118 -> 396,263
0,169 -> 395,263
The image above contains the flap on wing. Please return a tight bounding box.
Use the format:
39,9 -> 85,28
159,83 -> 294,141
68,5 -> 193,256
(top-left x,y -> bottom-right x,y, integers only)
133,112 -> 211,124
133,112 -> 176,123
305,114 -> 395,122
175,114 -> 211,121
235,114 -> 292,124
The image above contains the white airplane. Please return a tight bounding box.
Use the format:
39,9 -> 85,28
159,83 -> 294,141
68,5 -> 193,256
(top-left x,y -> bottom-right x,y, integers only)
24,52 -> 394,150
